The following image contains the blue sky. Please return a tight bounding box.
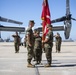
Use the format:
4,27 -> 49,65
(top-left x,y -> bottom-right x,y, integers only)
0,0 -> 76,40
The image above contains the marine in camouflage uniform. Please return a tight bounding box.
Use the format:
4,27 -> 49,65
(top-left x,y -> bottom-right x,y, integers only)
12,32 -> 20,53
33,29 -> 37,61
42,25 -> 53,67
34,31 -> 42,65
55,33 -> 62,53
26,20 -> 35,67
24,35 -> 27,47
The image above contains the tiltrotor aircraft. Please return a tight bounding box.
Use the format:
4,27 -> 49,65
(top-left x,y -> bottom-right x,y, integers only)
35,0 -> 76,39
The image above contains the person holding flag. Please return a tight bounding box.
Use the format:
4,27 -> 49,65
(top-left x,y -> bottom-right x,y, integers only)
42,25 -> 53,67
41,0 -> 53,67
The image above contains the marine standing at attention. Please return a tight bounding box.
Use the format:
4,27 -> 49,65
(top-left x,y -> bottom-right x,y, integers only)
26,20 -> 35,67
42,25 -> 53,67
34,30 -> 42,65
54,33 -> 62,53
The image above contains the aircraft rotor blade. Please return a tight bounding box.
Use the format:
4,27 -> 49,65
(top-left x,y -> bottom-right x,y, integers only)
51,16 -> 66,23
71,18 -> 76,21
51,14 -> 71,23
66,0 -> 70,15
0,16 -> 23,25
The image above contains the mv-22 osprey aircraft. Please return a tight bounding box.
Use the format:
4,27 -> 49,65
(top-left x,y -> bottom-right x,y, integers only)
35,0 -> 76,39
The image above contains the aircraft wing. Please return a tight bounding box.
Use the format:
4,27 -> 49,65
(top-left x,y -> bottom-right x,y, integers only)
0,25 -> 25,32
35,26 -> 64,32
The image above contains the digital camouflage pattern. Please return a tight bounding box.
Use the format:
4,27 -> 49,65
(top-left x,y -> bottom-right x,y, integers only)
12,35 -> 20,53
34,36 -> 42,64
26,27 -> 34,64
44,30 -> 53,65
55,36 -> 62,53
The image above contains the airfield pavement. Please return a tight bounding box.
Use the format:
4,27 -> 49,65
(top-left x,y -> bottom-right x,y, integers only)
0,42 -> 76,75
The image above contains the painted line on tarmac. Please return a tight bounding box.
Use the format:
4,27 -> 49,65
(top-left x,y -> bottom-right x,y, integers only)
35,66 -> 40,75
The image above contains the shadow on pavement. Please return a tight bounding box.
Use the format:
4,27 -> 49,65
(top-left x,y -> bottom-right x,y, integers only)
52,64 -> 76,67
35,64 -> 76,68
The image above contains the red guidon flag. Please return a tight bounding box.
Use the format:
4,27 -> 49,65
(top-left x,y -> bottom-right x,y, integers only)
41,0 -> 51,40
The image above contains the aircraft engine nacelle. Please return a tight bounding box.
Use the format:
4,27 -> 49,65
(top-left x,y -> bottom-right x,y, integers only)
64,20 -> 72,39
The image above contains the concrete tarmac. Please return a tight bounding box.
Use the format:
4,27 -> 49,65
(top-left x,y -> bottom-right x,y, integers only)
0,42 -> 76,75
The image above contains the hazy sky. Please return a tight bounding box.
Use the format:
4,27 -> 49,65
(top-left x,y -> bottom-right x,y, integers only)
0,0 -> 76,40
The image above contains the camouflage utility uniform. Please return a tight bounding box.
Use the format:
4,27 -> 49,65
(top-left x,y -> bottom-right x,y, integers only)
12,35 -> 20,53
55,36 -> 62,53
26,27 -> 34,65
24,36 -> 27,47
44,30 -> 53,66
34,35 -> 42,64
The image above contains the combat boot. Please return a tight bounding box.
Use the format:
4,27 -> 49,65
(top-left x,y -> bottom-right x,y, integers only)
45,64 -> 51,67
56,50 -> 57,53
35,61 -> 39,65
38,61 -> 43,65
27,63 -> 35,68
